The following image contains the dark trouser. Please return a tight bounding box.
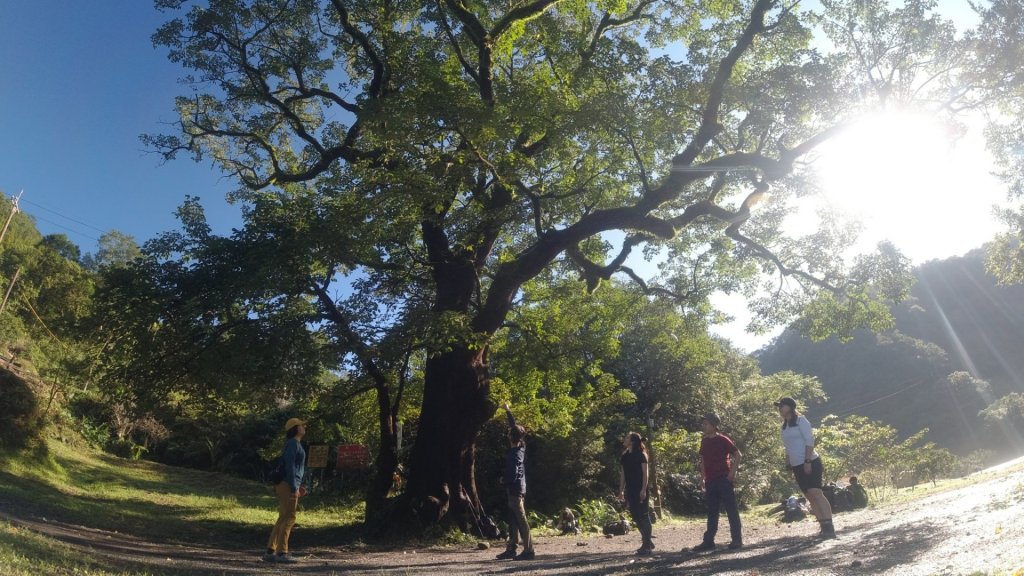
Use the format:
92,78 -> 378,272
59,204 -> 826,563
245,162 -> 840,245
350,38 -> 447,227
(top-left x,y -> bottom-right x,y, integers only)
625,494 -> 653,546
505,491 -> 533,552
703,476 -> 742,544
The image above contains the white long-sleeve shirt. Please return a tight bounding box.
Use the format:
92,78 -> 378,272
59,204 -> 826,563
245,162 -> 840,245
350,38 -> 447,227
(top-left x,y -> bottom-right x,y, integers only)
781,415 -> 818,467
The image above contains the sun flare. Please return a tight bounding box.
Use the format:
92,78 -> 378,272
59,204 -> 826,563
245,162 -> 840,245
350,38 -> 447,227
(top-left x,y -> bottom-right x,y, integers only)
818,111 -> 953,211
804,109 -> 998,262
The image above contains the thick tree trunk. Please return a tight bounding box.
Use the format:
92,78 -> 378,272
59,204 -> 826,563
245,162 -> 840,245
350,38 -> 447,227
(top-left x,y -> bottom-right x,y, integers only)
366,405 -> 398,522
405,345 -> 494,527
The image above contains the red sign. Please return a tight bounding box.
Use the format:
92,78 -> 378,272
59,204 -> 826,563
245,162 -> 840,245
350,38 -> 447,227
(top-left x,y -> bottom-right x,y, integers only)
336,444 -> 370,470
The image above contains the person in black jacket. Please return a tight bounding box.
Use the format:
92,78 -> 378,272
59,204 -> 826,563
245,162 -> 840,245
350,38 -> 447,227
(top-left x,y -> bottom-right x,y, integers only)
496,402 -> 535,561
618,431 -> 655,555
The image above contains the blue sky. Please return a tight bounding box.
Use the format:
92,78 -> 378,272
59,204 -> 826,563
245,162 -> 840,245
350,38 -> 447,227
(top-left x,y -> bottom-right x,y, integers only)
0,1 -> 240,252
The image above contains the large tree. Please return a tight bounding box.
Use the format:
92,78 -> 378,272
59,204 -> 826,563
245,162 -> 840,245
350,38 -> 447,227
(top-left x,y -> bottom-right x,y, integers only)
146,0 -> 994,526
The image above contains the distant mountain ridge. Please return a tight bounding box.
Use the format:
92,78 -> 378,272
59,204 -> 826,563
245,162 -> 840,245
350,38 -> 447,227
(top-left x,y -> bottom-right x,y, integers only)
757,248 -> 1024,453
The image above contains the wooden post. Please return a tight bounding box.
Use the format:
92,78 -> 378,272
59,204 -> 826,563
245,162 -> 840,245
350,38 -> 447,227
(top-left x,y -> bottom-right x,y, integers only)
0,267 -> 21,315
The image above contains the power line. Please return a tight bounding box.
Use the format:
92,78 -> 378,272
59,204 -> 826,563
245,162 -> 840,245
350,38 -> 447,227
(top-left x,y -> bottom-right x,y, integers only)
21,293 -> 64,348
832,375 -> 936,416
19,197 -> 108,234
24,212 -> 100,243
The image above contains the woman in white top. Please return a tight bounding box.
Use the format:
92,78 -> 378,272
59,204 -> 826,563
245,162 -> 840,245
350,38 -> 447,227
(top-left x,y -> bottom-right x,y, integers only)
775,397 -> 835,539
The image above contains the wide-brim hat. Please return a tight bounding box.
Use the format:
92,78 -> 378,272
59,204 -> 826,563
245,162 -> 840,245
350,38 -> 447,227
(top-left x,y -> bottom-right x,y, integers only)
284,417 -> 306,431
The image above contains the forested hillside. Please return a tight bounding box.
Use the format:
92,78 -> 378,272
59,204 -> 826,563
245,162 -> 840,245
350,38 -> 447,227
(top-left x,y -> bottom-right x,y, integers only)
897,250 -> 1024,398
758,249 -> 1024,456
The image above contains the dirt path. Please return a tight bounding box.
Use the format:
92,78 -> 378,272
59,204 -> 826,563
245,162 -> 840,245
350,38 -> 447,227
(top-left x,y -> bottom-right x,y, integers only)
6,458 -> 1024,575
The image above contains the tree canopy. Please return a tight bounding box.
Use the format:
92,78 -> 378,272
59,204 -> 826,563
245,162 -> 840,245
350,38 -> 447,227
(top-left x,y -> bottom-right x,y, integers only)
130,0 -> 1021,526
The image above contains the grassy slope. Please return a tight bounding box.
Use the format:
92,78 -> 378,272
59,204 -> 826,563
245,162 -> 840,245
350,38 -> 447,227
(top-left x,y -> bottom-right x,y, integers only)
0,520 -> 185,576
0,439 -> 364,574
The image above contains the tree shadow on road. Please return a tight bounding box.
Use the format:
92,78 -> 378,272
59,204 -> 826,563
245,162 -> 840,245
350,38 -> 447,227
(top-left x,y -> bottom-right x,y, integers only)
474,520 -> 950,575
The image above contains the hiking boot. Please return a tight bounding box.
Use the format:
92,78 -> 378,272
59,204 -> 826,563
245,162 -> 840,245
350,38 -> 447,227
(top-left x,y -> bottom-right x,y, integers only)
274,554 -> 298,564
817,520 -> 837,540
728,540 -> 743,550
495,549 -> 517,560
690,541 -> 716,552
636,545 -> 653,556
514,549 -> 536,560
261,552 -> 277,562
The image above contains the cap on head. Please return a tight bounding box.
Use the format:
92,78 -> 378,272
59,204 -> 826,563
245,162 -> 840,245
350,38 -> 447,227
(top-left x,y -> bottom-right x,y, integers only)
284,417 -> 306,431
702,412 -> 721,427
774,397 -> 797,410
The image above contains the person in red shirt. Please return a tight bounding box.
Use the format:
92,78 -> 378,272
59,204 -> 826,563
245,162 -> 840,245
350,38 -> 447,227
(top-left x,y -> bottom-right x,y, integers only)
691,412 -> 743,552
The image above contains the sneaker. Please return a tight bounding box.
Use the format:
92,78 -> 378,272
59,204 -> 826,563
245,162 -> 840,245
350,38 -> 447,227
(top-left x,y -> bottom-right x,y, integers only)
514,549 -> 536,561
690,542 -> 716,552
261,552 -> 276,562
495,549 -> 517,560
275,554 -> 298,564
728,541 -> 743,550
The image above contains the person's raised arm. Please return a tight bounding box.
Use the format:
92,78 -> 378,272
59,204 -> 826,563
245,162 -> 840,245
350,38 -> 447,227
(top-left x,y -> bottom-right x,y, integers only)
503,402 -> 517,428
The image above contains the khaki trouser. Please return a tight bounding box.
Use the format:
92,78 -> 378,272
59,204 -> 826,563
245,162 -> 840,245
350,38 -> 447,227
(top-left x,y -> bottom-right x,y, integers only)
267,482 -> 299,553
506,491 -> 533,552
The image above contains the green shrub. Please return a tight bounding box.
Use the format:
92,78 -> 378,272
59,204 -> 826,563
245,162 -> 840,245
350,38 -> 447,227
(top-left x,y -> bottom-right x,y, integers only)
572,497 -> 622,532
0,369 -> 43,453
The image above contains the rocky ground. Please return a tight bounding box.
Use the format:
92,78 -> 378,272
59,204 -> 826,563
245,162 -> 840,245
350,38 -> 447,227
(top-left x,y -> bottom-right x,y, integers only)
6,457 -> 1024,575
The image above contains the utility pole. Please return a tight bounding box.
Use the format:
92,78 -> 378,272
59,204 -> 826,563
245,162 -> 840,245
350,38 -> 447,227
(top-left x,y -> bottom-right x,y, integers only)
0,190 -> 23,248
0,267 -> 21,315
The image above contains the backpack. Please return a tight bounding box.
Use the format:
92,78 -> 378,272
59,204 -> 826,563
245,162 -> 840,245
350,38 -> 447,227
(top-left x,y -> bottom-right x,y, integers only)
823,483 -> 854,512
782,496 -> 808,523
477,514 -> 503,539
603,519 -> 630,536
268,457 -> 285,484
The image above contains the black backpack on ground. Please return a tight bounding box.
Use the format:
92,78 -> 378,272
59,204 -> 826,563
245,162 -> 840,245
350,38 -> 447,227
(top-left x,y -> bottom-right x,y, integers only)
603,518 -> 630,536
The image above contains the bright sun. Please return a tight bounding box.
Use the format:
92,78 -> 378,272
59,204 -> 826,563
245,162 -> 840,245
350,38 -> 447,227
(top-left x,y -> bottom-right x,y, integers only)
804,109 -> 1002,263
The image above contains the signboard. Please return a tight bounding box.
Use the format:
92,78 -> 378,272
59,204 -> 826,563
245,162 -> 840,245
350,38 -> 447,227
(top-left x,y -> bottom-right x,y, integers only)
336,444 -> 370,470
307,444 -> 329,469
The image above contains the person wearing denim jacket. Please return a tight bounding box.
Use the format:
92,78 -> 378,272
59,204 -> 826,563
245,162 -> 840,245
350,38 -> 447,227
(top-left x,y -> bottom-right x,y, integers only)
264,418 -> 307,563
